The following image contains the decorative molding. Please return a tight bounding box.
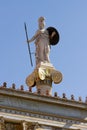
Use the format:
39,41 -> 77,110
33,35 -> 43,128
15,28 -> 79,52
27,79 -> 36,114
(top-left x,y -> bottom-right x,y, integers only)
0,108 -> 86,126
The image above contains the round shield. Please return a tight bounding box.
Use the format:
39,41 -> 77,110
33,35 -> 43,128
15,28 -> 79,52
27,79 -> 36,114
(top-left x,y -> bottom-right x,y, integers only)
47,27 -> 60,45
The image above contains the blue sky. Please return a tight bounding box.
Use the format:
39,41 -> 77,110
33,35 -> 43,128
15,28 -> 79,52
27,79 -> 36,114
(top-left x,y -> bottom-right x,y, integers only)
0,0 -> 87,101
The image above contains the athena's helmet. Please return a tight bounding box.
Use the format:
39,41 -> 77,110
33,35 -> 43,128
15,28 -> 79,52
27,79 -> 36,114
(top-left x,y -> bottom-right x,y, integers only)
38,16 -> 45,29
38,16 -> 45,22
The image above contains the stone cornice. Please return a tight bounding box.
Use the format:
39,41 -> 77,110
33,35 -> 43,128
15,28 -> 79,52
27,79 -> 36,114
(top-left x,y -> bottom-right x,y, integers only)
0,87 -> 87,111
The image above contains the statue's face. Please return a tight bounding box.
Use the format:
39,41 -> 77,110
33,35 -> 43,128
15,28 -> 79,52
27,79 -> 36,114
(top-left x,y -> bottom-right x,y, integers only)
38,19 -> 45,30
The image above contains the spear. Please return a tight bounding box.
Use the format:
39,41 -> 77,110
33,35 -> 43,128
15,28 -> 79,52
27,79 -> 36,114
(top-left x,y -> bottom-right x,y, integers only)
24,22 -> 33,67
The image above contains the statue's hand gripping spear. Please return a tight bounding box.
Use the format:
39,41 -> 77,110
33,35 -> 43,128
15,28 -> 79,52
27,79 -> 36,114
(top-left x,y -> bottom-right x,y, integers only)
24,23 -> 33,67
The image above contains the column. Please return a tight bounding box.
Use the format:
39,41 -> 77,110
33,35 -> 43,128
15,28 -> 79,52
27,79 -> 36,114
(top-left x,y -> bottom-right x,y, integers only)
22,121 -> 36,130
0,117 -> 5,130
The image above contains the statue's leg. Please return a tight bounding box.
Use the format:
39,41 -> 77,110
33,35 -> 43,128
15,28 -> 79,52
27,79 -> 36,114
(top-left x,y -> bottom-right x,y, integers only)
38,43 -> 45,62
35,43 -> 45,64
35,46 -> 40,65
44,45 -> 50,62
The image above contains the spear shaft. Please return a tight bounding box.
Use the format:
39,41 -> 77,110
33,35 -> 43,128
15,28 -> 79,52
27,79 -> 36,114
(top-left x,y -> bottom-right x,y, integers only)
24,23 -> 33,67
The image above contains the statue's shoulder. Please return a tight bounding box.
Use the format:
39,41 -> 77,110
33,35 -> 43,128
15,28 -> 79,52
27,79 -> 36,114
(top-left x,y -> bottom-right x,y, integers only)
34,29 -> 41,36
35,29 -> 39,34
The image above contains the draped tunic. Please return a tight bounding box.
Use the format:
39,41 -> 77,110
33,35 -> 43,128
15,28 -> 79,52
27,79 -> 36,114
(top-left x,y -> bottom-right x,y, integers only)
34,29 -> 50,65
